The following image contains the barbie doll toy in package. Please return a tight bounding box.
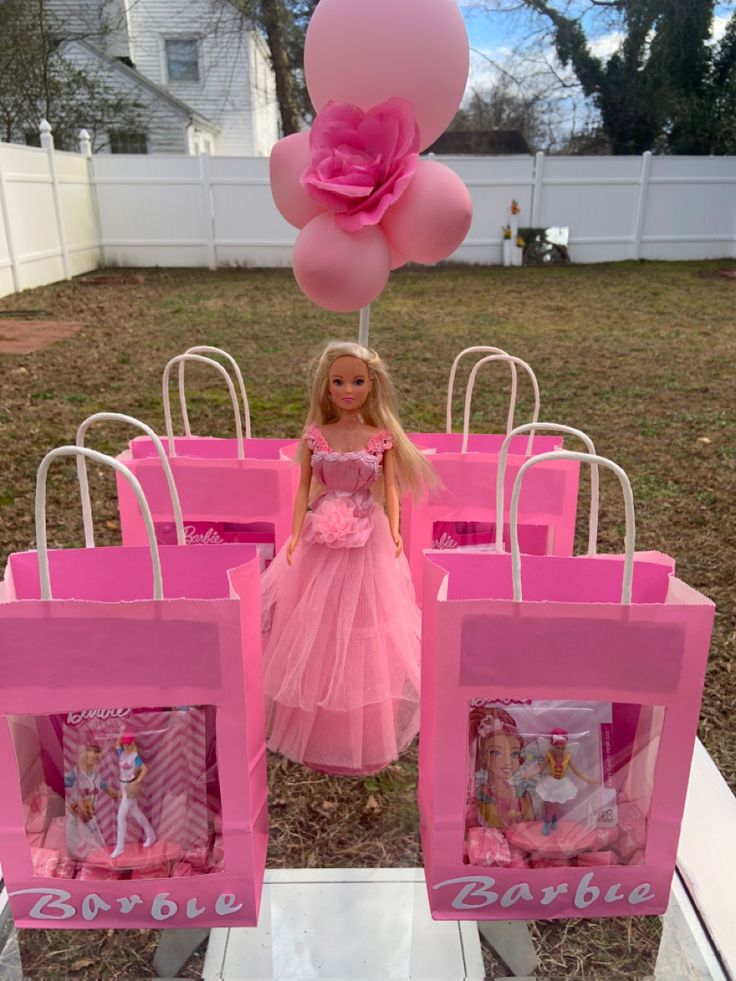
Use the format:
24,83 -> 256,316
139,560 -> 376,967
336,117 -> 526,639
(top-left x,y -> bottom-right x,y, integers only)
9,706 -> 227,882
465,701 -> 625,870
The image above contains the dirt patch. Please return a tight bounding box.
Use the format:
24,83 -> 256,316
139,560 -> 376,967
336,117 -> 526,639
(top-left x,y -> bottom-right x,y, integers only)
79,273 -> 147,286
0,320 -> 85,354
698,267 -> 736,280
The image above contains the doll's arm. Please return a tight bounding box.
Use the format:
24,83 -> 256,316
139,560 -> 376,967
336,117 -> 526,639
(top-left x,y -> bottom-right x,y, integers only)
526,758 -> 549,780
382,448 -> 402,557
569,760 -> 596,784
287,444 -> 313,566
125,761 -> 148,799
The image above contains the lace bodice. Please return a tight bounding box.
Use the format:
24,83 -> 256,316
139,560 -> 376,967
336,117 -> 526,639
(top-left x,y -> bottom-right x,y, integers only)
305,424 -> 393,494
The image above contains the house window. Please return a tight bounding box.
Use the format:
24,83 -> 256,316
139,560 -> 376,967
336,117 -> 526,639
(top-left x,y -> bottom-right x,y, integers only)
166,38 -> 200,82
109,131 -> 148,154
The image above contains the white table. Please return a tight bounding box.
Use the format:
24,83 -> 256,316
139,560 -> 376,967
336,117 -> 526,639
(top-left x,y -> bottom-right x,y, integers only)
198,865 -> 726,981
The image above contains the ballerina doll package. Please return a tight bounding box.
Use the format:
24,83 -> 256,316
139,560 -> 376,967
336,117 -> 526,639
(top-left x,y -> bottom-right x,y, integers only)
260,341 -> 434,776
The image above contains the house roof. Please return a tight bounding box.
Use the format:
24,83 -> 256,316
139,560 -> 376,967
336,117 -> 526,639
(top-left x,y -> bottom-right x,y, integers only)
66,39 -> 220,133
426,130 -> 531,155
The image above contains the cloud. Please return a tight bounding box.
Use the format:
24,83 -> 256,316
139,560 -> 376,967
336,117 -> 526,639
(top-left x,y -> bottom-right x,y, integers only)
712,14 -> 730,41
589,31 -> 624,59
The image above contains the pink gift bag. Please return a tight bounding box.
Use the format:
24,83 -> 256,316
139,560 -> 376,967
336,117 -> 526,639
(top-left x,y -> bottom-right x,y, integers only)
405,349 -> 588,600
112,349 -> 298,562
0,446 -> 268,929
419,451 -> 714,921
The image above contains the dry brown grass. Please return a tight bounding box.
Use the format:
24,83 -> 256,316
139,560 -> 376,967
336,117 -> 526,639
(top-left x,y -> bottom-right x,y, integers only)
1,262 -> 734,977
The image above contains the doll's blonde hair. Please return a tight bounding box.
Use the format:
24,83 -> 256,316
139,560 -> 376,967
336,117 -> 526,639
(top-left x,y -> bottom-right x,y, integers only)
303,340 -> 434,499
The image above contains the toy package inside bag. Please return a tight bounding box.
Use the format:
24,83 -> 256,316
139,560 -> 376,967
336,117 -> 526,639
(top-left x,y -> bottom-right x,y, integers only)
9,705 -> 226,882
155,520 -> 276,572
432,520 -> 552,557
465,700 -> 644,871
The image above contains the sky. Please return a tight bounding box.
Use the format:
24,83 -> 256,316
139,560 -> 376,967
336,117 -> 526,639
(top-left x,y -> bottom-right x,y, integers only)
460,1 -> 734,94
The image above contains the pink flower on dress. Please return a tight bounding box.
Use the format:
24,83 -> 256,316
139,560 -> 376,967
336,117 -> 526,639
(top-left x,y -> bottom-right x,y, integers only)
301,98 -> 420,232
310,497 -> 359,547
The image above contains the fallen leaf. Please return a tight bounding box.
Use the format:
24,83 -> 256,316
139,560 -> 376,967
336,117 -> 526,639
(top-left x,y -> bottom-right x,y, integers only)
697,436 -> 711,444
364,795 -> 382,815
320,800 -> 337,812
105,520 -> 120,530
71,958 -> 95,970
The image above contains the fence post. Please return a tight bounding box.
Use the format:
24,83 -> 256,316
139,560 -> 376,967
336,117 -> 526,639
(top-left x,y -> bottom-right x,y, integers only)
0,141 -> 21,293
531,151 -> 545,227
199,150 -> 217,271
78,129 -> 92,158
633,151 -> 652,260
40,119 -> 71,280
79,128 -> 103,269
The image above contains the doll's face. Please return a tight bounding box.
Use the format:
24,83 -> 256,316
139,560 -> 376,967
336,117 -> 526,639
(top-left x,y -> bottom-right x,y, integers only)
82,746 -> 102,769
328,356 -> 372,412
485,733 -> 523,781
121,740 -> 137,755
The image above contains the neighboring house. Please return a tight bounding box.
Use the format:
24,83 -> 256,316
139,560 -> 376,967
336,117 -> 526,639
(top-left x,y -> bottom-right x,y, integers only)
48,0 -> 279,155
427,130 -> 531,155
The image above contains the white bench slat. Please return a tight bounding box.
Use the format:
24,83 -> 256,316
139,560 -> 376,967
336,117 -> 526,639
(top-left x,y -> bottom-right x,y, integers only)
677,738 -> 736,977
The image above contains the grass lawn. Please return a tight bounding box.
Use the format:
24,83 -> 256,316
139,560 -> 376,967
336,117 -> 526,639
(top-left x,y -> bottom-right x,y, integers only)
1,261 -> 734,977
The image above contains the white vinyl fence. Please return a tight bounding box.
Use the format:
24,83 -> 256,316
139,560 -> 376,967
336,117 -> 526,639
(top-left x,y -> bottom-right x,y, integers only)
93,151 -> 736,270
1,129 -> 734,300
0,125 -> 100,298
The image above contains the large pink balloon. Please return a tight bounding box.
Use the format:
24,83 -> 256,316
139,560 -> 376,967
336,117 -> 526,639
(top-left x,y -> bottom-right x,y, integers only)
381,160 -> 473,264
293,213 -> 391,312
305,0 -> 469,152
269,132 -> 323,229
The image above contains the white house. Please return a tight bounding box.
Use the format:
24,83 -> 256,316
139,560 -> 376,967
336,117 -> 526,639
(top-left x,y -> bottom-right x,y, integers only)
48,0 -> 280,155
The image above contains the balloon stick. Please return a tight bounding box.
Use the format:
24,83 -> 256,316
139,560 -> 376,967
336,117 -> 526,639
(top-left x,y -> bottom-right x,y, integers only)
359,305 -> 371,347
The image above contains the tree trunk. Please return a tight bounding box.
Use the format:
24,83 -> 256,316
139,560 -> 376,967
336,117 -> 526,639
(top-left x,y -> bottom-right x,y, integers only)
259,0 -> 302,135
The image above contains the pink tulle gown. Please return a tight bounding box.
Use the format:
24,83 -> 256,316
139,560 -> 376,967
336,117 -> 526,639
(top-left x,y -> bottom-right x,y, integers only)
260,424 -> 420,776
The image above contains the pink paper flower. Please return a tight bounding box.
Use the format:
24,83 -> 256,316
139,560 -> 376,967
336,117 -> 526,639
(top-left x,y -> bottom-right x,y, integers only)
301,98 -> 420,232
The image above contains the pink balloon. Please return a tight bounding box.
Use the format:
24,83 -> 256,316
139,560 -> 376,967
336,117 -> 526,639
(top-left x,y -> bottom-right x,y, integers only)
269,132 -> 323,229
381,160 -> 473,264
389,245 -> 408,271
305,0 -> 469,152
293,213 -> 391,312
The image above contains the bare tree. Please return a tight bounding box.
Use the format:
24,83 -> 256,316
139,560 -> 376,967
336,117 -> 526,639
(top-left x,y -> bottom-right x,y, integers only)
0,0 -> 146,149
223,0 -> 319,134
467,0 -> 736,153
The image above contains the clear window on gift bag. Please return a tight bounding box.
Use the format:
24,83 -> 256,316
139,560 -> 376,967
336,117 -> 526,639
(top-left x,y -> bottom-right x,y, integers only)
8,705 -> 225,881
154,520 -> 276,571
464,700 -> 661,871
431,520 -> 552,555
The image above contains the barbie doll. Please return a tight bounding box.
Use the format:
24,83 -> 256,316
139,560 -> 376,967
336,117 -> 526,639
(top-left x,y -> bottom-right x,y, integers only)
65,742 -> 120,859
261,341 -> 434,776
110,733 -> 156,859
473,707 -> 535,830
534,728 -> 596,835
